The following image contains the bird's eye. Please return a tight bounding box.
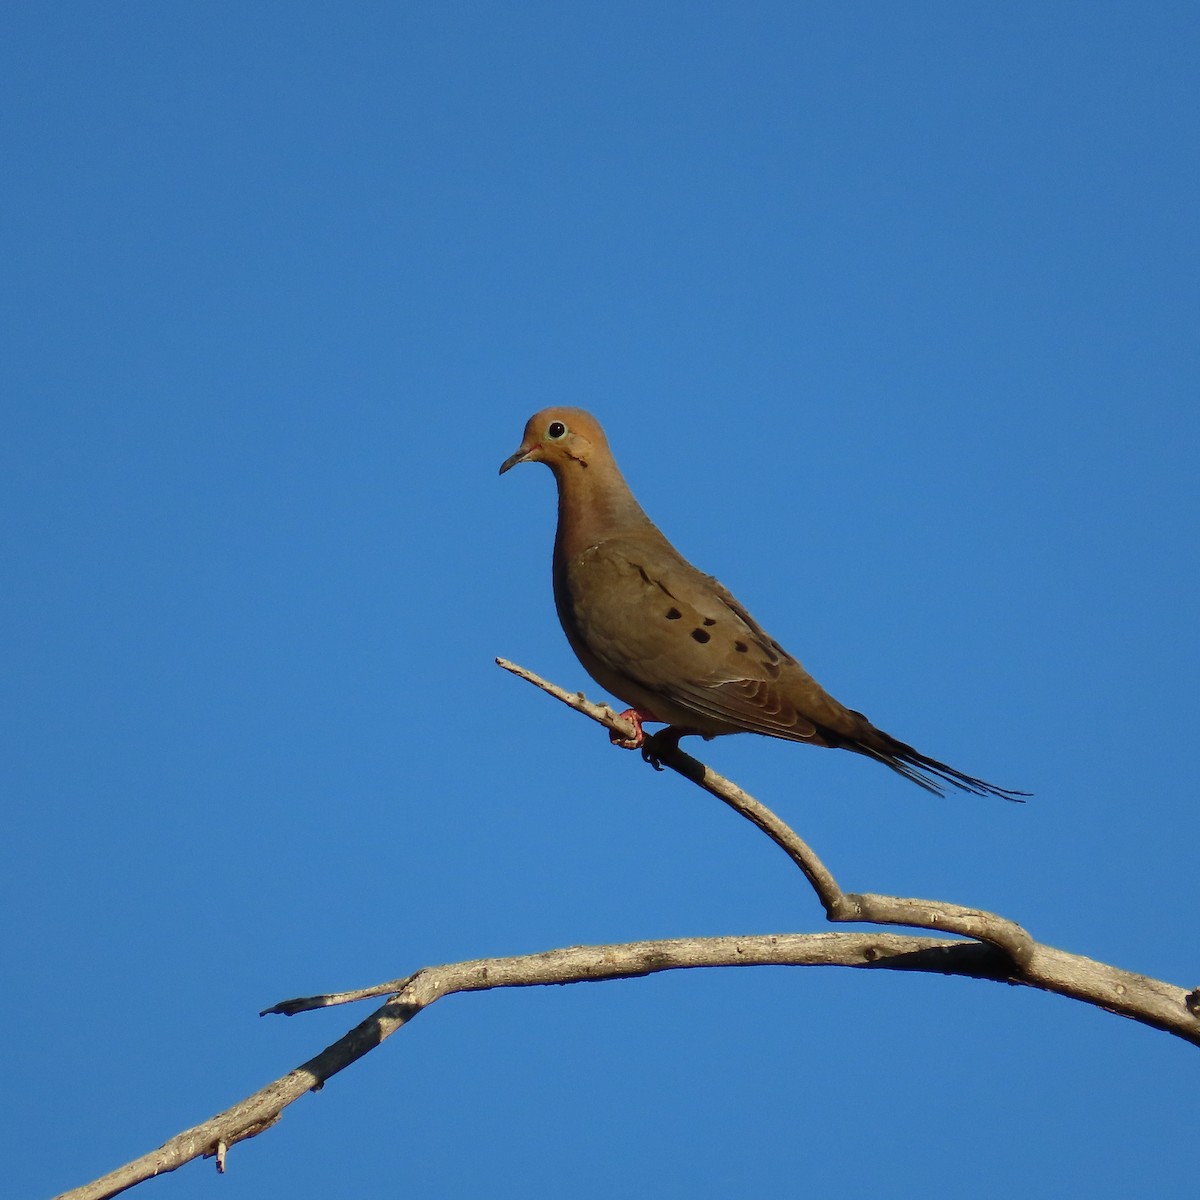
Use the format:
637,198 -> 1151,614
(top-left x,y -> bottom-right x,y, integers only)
547,420 -> 567,440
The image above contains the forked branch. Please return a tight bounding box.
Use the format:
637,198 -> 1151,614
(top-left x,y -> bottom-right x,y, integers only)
51,660 -> 1199,1200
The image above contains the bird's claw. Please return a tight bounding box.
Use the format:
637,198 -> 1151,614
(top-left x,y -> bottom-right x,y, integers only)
640,727 -> 690,771
640,738 -> 667,771
609,708 -> 648,750
609,710 -> 685,770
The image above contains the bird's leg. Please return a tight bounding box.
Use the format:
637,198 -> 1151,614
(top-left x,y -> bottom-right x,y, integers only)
609,708 -> 654,750
609,710 -> 698,769
640,725 -> 695,771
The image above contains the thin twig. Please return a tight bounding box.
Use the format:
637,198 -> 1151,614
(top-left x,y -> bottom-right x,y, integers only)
496,657 -> 1034,965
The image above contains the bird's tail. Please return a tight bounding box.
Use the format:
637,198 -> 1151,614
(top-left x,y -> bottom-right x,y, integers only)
849,720 -> 1029,801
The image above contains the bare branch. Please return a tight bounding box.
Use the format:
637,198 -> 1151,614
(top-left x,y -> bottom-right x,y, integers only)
52,660 -> 1199,1200
496,658 -> 1033,964
54,928 -> 1200,1200
492,660 -> 1196,1041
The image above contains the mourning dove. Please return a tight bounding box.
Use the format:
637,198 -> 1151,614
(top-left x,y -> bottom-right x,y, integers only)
500,407 -> 1025,800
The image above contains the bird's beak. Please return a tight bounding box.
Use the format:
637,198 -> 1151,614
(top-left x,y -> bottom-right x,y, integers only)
499,443 -> 534,475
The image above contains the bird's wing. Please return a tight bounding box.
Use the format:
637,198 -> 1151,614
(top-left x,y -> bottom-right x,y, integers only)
564,538 -> 856,742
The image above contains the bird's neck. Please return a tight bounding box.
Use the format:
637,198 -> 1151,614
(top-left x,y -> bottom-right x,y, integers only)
552,462 -> 655,561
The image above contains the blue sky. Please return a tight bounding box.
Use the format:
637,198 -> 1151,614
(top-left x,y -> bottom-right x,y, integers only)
4,4 -> 1197,1197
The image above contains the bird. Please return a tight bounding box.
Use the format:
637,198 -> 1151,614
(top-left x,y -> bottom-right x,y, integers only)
500,407 -> 1026,800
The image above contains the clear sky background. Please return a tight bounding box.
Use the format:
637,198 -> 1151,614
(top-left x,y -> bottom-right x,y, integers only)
4,4 -> 1197,1198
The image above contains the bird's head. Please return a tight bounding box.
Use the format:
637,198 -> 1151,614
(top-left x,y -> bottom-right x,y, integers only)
499,408 -> 610,477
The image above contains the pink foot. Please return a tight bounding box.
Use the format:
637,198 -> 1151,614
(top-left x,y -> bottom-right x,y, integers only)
610,707 -> 656,750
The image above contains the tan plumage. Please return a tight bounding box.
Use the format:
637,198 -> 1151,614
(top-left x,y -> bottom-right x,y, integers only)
500,407 -> 1025,800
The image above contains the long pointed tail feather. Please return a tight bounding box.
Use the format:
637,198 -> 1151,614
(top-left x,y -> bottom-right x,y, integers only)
851,726 -> 1029,802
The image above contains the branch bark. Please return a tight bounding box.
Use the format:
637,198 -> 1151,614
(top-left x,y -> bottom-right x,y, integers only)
52,660 -> 1200,1200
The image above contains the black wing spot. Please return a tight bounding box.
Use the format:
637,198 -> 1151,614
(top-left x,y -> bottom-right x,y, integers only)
734,640 -> 748,653
702,617 -> 716,626
691,628 -> 711,644
770,639 -> 796,665
665,607 -> 682,620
